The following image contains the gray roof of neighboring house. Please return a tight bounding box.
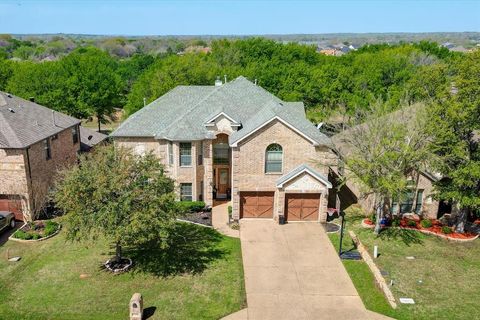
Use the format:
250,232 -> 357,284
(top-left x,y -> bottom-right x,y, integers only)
80,127 -> 108,152
0,91 -> 80,149
276,164 -> 332,188
111,76 -> 331,147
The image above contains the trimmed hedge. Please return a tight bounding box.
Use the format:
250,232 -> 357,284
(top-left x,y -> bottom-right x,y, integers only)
420,219 -> 433,228
176,201 -> 206,213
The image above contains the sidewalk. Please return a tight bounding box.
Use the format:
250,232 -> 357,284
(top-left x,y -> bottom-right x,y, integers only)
212,201 -> 240,238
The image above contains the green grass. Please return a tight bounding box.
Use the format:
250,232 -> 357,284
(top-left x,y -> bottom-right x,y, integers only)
0,222 -> 245,320
328,217 -> 480,320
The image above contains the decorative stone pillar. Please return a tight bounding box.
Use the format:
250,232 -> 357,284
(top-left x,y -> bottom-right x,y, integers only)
203,140 -> 213,208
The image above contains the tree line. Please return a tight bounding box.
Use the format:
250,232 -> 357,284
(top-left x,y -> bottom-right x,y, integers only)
0,38 -> 466,129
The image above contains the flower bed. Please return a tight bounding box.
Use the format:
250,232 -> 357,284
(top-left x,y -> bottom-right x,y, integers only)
9,220 -> 61,242
179,211 -> 212,226
361,218 -> 478,241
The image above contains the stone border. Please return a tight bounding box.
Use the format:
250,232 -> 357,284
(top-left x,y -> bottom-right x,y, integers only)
104,257 -> 133,273
349,230 -> 398,309
360,219 -> 478,242
176,218 -> 214,228
8,223 -> 62,243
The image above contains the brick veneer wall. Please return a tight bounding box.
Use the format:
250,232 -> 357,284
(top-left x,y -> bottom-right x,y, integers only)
231,119 -> 334,221
0,126 -> 80,220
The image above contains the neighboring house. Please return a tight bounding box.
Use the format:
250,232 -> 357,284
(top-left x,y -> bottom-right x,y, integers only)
330,105 -> 444,219
112,76 -> 336,222
0,92 -> 81,221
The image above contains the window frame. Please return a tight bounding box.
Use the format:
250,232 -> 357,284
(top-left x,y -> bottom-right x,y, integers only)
71,126 -> 79,144
168,141 -> 174,165
179,142 -> 192,167
414,189 -> 424,214
44,138 -> 51,160
180,183 -> 193,201
213,142 -> 229,165
265,143 -> 283,174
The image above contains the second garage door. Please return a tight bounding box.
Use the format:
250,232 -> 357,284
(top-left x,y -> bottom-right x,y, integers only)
285,193 -> 320,221
240,192 -> 274,218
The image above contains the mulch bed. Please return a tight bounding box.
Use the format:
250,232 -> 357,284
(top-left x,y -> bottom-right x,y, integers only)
180,211 -> 212,226
361,218 -> 478,240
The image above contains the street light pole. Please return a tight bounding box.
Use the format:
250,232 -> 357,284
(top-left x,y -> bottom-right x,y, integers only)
338,210 -> 345,256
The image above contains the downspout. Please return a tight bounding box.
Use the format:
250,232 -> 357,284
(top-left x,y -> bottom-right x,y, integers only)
25,147 -> 35,220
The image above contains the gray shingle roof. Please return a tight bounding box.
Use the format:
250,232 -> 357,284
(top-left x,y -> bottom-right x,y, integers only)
80,127 -> 108,152
112,76 -> 331,147
276,164 -> 332,188
0,92 -> 80,149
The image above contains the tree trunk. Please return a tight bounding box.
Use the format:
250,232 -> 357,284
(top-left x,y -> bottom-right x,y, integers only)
455,208 -> 468,234
115,242 -> 122,261
97,116 -> 101,132
374,197 -> 383,234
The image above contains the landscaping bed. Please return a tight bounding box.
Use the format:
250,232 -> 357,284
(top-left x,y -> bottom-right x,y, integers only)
10,220 -> 60,242
362,217 -> 478,241
179,211 -> 212,226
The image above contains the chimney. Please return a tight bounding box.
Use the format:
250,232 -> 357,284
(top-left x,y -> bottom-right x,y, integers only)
254,79 -> 257,85
52,110 -> 57,126
214,76 -> 222,87
224,74 -> 227,83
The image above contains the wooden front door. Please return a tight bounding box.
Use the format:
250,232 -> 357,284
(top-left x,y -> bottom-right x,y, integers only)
240,192 -> 274,218
285,193 -> 320,221
218,168 -> 229,195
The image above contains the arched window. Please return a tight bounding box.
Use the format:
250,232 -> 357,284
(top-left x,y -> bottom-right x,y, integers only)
265,144 -> 283,173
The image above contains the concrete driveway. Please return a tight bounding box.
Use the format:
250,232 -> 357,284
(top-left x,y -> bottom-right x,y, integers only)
239,220 -> 391,320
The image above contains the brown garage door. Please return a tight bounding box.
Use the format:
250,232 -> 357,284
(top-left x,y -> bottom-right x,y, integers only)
285,193 -> 320,221
240,192 -> 274,218
0,198 -> 24,221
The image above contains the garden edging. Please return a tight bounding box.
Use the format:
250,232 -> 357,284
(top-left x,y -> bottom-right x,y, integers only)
8,223 -> 62,243
360,218 -> 478,242
349,230 -> 398,309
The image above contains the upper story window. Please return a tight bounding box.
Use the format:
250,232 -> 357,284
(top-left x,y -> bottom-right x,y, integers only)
72,126 -> 79,144
44,138 -> 51,160
213,142 -> 229,165
198,141 -> 204,165
179,142 -> 192,166
265,143 -> 283,173
168,141 -> 174,165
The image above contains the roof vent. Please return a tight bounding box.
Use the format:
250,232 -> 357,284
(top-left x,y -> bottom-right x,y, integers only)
6,93 -> 12,98
214,76 -> 222,87
88,135 -> 93,141
8,108 -> 14,113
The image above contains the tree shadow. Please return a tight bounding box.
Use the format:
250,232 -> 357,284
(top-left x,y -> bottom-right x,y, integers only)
377,227 -> 423,246
124,222 -> 226,277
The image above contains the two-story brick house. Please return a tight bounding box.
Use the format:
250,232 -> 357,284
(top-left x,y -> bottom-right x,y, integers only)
0,92 -> 90,221
112,76 -> 336,222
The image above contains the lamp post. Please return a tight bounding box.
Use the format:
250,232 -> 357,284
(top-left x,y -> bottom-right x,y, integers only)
338,210 -> 346,256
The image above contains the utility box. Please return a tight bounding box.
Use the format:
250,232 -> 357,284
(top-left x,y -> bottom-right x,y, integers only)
129,293 -> 143,320
279,215 -> 286,225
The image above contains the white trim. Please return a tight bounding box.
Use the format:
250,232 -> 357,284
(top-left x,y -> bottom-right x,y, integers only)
230,116 -> 319,147
276,168 -> 332,189
204,112 -> 241,126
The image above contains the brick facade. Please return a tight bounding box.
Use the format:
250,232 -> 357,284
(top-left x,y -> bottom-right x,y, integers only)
0,126 -> 80,220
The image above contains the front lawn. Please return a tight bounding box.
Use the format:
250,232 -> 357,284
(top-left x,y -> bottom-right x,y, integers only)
328,217 -> 480,320
0,222 -> 245,320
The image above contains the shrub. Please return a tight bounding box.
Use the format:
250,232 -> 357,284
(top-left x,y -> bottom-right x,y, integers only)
44,221 -> 59,237
13,230 -> 37,240
176,201 -> 206,213
370,213 -> 377,224
392,218 -> 401,227
407,220 -> 417,227
420,219 -> 433,228
441,226 -> 452,234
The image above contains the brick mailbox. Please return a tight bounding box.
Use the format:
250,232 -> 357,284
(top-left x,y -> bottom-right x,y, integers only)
129,293 -> 143,320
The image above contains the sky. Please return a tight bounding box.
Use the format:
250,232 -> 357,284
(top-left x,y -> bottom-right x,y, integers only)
0,0 -> 479,35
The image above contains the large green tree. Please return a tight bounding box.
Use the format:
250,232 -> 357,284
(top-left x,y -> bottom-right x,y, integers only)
54,145 -> 179,262
426,51 -> 480,233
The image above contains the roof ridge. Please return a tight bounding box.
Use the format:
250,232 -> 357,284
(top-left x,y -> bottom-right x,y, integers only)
155,84 -> 224,138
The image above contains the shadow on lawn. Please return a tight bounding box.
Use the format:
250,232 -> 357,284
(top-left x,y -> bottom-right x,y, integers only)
377,227 -> 423,246
124,222 -> 226,277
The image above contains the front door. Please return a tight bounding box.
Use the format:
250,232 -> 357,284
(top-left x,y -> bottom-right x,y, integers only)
218,168 -> 229,197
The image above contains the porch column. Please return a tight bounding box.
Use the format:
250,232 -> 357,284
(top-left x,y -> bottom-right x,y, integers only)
203,140 -> 213,208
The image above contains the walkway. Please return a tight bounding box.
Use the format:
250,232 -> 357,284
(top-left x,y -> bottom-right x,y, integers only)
238,220 -> 392,320
212,201 -> 240,238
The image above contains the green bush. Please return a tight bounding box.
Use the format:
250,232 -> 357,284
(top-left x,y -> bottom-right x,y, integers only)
370,213 -> 377,224
420,219 -> 433,228
392,218 -> 401,227
441,226 -> 452,234
13,230 -> 38,240
407,220 -> 417,227
44,220 -> 59,237
228,205 -> 232,218
176,201 -> 206,213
